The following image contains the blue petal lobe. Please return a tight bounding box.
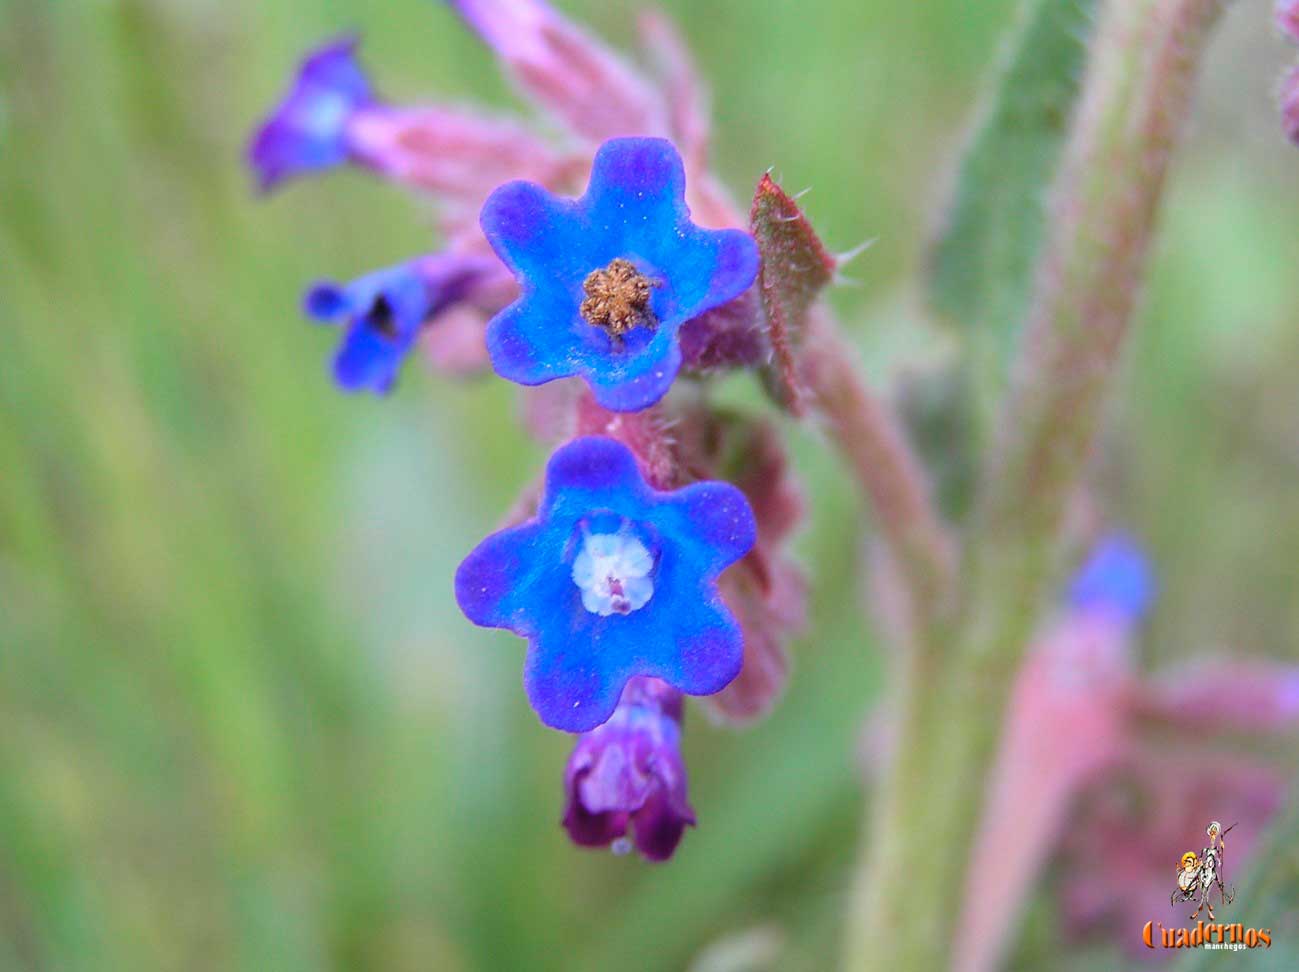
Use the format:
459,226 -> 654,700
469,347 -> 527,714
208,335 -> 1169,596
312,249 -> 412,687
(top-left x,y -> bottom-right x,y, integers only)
455,522 -> 551,631
671,227 -> 761,324
541,437 -> 651,517
663,480 -> 757,570
303,282 -> 352,321
583,138 -> 687,252
480,180 -> 590,286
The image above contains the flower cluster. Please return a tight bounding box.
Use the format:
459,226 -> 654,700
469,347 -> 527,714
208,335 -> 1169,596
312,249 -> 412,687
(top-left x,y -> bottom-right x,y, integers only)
248,0 -> 809,861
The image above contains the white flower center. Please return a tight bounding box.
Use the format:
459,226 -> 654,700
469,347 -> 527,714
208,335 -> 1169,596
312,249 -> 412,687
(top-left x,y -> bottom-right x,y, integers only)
571,531 -> 654,617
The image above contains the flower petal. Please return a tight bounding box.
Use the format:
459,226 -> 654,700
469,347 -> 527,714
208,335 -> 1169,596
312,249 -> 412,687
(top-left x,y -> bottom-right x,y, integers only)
480,179 -> 589,286
303,282 -> 354,321
663,480 -> 757,571
631,787 -> 694,862
582,138 -> 687,253
647,595 -> 744,698
454,521 -> 551,631
332,325 -> 406,393
582,336 -> 682,412
523,616 -> 636,732
671,226 -> 761,324
484,290 -> 583,387
539,436 -> 652,517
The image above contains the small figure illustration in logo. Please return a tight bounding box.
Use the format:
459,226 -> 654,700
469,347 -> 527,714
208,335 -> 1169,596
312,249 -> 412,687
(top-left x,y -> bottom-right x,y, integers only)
1171,820 -> 1235,921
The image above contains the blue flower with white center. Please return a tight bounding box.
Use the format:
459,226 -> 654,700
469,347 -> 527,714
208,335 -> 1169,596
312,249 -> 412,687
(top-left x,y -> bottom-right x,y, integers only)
479,137 -> 760,413
248,37 -> 373,192
304,253 -> 495,393
1067,533 -> 1156,624
455,436 -> 756,732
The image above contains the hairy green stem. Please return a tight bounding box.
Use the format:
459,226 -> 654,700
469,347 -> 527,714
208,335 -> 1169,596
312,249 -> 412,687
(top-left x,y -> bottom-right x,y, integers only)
844,1 -> 1227,968
800,313 -> 954,620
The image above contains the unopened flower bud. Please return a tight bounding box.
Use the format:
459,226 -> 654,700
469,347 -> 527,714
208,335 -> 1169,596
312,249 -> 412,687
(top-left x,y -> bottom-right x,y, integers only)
562,677 -> 695,861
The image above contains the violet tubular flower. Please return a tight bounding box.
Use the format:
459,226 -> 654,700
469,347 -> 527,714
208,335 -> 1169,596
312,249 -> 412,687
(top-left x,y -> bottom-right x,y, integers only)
563,677 -> 695,862
479,137 -> 760,412
305,253 -> 498,393
248,37 -> 373,192
454,436 -> 755,732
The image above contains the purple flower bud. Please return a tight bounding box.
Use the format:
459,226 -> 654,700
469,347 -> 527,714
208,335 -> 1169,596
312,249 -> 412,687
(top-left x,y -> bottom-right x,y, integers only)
455,435 -> 755,732
248,37 -> 374,192
562,676 -> 695,861
446,0 -> 670,143
1277,0 -> 1299,43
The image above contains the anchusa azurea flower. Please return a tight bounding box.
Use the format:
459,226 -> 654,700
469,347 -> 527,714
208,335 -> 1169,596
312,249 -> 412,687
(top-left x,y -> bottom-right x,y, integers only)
563,676 -> 694,862
248,0 -> 818,864
479,136 -> 759,411
454,435 -> 755,733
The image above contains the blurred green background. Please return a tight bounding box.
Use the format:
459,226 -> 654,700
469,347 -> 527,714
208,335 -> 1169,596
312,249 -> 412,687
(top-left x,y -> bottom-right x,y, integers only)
1,1 -> 1296,969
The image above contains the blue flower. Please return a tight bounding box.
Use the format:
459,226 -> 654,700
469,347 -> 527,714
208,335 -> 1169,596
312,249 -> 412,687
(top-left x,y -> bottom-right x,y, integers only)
304,253 -> 495,393
248,37 -> 373,192
1067,533 -> 1156,623
455,436 -> 756,732
479,137 -> 760,412
563,677 -> 695,862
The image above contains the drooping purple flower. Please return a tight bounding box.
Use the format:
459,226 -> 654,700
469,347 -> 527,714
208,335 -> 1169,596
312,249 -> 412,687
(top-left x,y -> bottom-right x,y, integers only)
479,137 -> 760,412
563,676 -> 695,861
248,37 -> 374,192
304,252 -> 500,393
454,435 -> 755,732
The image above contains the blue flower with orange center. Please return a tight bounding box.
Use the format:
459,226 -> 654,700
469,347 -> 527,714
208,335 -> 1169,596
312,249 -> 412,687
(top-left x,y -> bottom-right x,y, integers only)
479,137 -> 760,412
455,436 -> 755,732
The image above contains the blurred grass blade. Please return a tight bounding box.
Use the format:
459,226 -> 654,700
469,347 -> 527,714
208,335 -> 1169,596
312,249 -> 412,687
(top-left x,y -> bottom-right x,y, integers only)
926,0 -> 1097,422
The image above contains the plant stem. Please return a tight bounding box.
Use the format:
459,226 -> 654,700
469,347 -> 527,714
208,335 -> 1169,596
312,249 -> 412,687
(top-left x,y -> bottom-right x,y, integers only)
800,312 -> 954,621
844,1 -> 1227,968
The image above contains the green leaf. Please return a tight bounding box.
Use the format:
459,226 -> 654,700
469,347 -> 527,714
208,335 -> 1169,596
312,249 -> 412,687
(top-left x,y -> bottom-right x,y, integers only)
926,0 -> 1098,415
750,173 -> 838,414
